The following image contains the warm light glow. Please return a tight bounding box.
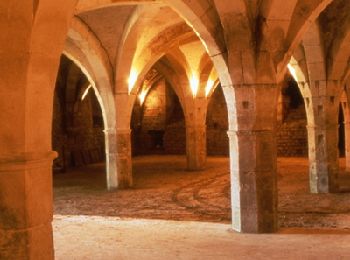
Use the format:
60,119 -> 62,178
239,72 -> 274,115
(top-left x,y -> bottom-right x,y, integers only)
287,63 -> 298,82
128,69 -> 138,94
138,89 -> 148,105
81,85 -> 92,101
205,79 -> 215,97
190,73 -> 199,98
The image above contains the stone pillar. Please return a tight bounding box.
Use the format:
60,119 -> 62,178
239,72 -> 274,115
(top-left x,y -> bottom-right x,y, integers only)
228,85 -> 278,233
104,128 -> 118,190
0,152 -> 56,259
277,92 -> 284,124
304,82 -> 340,193
186,124 -> 206,171
307,123 -> 339,193
345,122 -> 350,172
341,100 -> 350,172
116,129 -> 133,188
184,93 -> 207,171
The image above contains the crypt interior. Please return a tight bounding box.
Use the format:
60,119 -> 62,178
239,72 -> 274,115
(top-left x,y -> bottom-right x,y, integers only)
1,0 -> 350,259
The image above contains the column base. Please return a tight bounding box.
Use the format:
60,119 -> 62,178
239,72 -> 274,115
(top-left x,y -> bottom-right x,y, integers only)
309,162 -> 339,193
116,129 -> 133,189
228,130 -> 278,234
116,155 -> 132,188
0,223 -> 53,260
0,151 -> 56,260
186,125 -> 206,171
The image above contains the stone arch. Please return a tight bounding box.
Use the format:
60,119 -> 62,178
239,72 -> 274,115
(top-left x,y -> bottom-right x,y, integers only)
278,0 -> 334,74
329,29 -> 350,81
206,81 -> 229,156
116,27 -> 200,130
154,59 -> 187,115
131,62 -> 187,156
290,23 -> 342,193
64,17 -> 118,189
113,1 -> 234,126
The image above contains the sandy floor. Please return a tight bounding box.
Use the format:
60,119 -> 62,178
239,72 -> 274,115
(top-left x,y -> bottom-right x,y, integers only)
53,215 -> 350,260
53,156 -> 350,259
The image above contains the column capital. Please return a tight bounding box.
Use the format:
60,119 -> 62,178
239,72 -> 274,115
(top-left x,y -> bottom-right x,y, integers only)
116,129 -> 132,135
186,124 -> 206,130
227,129 -> 274,138
232,83 -> 277,89
306,123 -> 339,130
114,90 -> 129,96
103,128 -> 116,134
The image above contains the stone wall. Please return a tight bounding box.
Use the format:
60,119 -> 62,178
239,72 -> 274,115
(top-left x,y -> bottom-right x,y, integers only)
206,85 -> 229,156
131,80 -> 186,155
277,107 -> 308,157
132,81 -> 230,156
131,76 -> 310,158
277,76 -> 308,157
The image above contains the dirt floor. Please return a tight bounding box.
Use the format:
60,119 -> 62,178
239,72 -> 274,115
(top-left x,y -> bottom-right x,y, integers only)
53,156 -> 350,259
53,216 -> 350,260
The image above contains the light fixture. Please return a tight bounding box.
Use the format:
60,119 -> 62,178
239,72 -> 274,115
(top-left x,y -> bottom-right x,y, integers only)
205,79 -> 215,97
128,69 -> 138,94
190,73 -> 199,98
287,63 -> 298,82
138,89 -> 147,105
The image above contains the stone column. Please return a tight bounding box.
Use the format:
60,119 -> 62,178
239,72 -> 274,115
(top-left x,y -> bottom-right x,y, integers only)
104,128 -> 118,189
307,123 -> 339,193
345,121 -> 350,172
0,152 -> 56,259
304,84 -> 340,193
186,124 -> 206,171
228,85 -> 278,233
116,129 -> 133,188
341,100 -> 350,172
184,94 -> 207,171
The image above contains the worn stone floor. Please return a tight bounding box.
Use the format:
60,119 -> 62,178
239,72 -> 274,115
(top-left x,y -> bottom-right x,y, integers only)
53,156 -> 350,259
54,156 -> 350,228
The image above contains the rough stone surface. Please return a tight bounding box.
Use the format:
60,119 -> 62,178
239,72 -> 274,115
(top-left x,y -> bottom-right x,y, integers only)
3,1 -> 350,258
53,156 -> 350,229
277,107 -> 308,157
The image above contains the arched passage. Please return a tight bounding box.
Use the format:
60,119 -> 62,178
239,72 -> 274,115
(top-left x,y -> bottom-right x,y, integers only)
52,55 -> 106,173
131,74 -> 186,156
64,17 -> 117,189
206,83 -> 229,156
277,72 -> 308,157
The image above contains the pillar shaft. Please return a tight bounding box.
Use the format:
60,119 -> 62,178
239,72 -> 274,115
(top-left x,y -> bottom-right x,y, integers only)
345,122 -> 350,172
184,95 -> 207,171
0,152 -> 56,259
116,129 -> 132,188
303,80 -> 341,193
228,85 -> 278,233
228,129 -> 277,233
186,124 -> 206,170
307,124 -> 339,193
104,128 -> 118,190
